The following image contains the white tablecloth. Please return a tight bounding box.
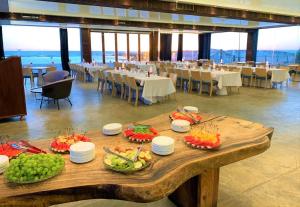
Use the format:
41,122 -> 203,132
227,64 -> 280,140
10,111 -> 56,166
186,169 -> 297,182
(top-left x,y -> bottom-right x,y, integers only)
136,64 -> 157,74
269,69 -> 290,83
211,71 -> 242,89
109,71 -> 176,104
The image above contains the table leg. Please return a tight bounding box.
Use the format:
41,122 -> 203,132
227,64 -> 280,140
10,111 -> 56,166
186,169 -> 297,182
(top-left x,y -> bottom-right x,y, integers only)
169,168 -> 220,207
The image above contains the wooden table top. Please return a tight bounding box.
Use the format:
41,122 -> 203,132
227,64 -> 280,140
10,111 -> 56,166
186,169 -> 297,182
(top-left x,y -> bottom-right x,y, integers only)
0,112 -> 273,205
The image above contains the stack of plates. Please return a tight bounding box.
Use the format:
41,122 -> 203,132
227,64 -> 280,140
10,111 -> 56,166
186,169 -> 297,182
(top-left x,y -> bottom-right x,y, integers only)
171,120 -> 191,132
0,155 -> 9,174
70,142 -> 95,164
152,136 -> 175,155
102,123 -> 122,135
183,106 -> 199,113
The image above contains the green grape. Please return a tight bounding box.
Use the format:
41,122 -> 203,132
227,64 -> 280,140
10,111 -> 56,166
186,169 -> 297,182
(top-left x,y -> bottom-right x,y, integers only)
4,154 -> 65,183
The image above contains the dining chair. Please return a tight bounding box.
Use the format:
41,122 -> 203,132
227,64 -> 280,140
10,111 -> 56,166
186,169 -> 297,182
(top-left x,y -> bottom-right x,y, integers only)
174,69 -> 182,88
126,76 -> 143,107
97,70 -> 106,94
189,70 -> 201,94
168,73 -> 177,100
254,68 -> 271,88
106,71 -> 115,96
113,73 -> 125,99
200,71 -> 218,96
181,70 -> 190,92
241,67 -> 254,87
23,67 -> 34,88
166,67 -> 174,75
46,66 -> 56,73
114,62 -> 122,70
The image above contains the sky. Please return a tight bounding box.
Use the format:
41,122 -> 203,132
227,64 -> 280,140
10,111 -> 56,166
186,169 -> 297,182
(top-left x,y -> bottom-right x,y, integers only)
2,25 -> 300,51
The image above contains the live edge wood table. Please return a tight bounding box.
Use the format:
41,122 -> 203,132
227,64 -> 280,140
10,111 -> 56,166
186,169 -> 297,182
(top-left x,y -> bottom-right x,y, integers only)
0,112 -> 273,207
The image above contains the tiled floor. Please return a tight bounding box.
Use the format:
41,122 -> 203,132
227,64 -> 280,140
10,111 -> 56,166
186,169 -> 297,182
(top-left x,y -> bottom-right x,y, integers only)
1,80 -> 300,207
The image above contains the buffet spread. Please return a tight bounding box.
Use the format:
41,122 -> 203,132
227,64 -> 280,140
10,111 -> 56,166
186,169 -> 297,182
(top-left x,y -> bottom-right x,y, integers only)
0,106 -> 223,182
0,110 -> 274,207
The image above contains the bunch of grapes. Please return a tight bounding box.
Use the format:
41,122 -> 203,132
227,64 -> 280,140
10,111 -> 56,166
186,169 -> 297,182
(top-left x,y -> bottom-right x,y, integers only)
5,153 -> 65,183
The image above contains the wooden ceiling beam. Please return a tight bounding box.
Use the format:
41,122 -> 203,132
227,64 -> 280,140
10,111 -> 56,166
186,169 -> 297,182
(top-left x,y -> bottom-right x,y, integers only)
0,12 -> 253,32
37,0 -> 300,24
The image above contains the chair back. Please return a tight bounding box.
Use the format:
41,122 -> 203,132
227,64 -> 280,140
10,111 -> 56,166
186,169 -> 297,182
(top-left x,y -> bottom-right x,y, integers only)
242,67 -> 253,76
190,70 -> 201,81
114,62 -> 122,69
126,64 -> 136,71
106,71 -> 114,82
255,68 -> 267,77
201,71 -> 212,82
174,69 -> 182,78
23,67 -> 32,76
42,78 -> 74,99
43,71 -> 69,84
46,66 -> 56,73
160,72 -> 168,77
169,73 -> 177,87
166,67 -> 174,74
182,70 -> 190,79
126,76 -> 137,89
113,73 -> 124,84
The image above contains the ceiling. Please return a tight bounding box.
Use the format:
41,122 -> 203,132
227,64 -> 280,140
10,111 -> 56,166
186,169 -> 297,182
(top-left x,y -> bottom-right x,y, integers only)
172,0 -> 300,17
0,0 -> 296,32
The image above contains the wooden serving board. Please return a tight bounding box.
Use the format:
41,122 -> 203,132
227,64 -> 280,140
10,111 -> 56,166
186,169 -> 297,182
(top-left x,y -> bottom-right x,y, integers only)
0,112 -> 273,207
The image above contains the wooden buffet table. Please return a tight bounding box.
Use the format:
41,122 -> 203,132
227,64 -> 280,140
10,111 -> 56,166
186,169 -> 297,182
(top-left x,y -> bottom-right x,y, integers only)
0,112 -> 273,207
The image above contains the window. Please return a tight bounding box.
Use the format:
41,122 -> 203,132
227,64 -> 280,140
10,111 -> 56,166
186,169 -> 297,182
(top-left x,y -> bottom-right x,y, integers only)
104,33 -> 116,63
183,33 -> 198,61
67,28 -> 81,63
129,34 -> 138,61
171,33 -> 179,61
117,33 -> 127,62
91,32 -> 103,63
3,25 -> 61,68
140,34 -> 150,61
257,26 -> 300,65
210,32 -> 247,64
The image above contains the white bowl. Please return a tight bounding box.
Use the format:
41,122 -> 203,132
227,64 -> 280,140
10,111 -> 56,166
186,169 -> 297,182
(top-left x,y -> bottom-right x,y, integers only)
183,106 -> 198,113
171,120 -> 191,132
0,155 -> 9,174
103,123 -> 122,135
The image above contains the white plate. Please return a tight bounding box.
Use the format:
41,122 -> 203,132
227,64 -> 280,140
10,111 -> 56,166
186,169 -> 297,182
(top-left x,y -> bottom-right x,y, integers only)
183,106 -> 198,113
171,120 -> 191,132
103,123 -> 122,135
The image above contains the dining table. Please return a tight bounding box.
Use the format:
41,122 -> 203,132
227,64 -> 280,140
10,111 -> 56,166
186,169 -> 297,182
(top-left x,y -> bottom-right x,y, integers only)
108,70 -> 176,104
0,111 -> 273,207
31,66 -> 48,86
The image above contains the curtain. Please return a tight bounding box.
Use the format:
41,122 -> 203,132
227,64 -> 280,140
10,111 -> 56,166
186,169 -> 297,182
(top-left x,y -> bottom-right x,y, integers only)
177,34 -> 183,61
0,26 -> 4,60
198,33 -> 211,60
160,33 -> 172,61
59,28 -> 70,72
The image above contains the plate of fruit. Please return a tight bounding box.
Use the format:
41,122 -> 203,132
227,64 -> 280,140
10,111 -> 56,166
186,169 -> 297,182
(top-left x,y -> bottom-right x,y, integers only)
184,127 -> 220,149
4,153 -> 65,184
123,125 -> 158,143
169,111 -> 202,125
103,146 -> 152,173
50,133 -> 91,153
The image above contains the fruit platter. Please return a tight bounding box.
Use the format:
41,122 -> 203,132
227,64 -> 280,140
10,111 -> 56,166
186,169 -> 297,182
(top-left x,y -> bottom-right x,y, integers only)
4,153 -> 65,184
103,146 -> 152,173
123,125 -> 158,143
0,143 -> 22,159
50,133 -> 91,153
169,111 -> 202,125
184,124 -> 221,149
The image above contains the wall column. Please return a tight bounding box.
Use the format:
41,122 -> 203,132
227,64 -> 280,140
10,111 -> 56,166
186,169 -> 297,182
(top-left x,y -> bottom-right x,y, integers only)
0,26 -> 4,60
198,33 -> 211,60
149,31 -> 159,61
101,32 -> 105,64
246,29 -> 258,63
159,33 -> 172,61
177,34 -> 183,61
59,28 -> 70,71
80,28 -> 92,63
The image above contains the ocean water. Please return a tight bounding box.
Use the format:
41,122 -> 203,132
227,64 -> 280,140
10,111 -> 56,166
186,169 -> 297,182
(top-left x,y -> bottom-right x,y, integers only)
4,50 -> 298,68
